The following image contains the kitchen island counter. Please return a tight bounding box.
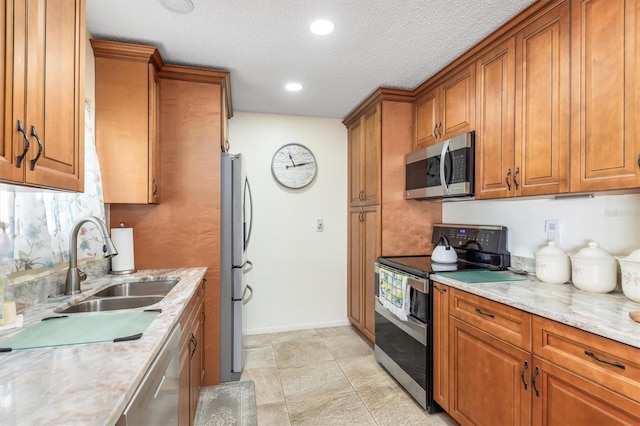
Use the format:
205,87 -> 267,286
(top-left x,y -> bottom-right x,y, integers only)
432,272 -> 640,349
0,267 -> 206,425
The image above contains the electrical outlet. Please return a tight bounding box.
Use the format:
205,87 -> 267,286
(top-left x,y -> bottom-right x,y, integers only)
545,220 -> 560,244
316,218 -> 324,232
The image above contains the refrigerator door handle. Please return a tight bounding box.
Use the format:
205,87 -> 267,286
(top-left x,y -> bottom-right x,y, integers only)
243,260 -> 253,274
243,178 -> 254,252
242,285 -> 253,305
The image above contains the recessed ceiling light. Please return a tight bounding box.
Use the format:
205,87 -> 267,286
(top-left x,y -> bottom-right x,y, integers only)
285,83 -> 303,92
160,0 -> 194,14
310,19 -> 335,35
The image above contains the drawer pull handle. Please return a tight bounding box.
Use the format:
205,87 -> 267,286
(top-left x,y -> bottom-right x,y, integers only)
532,366 -> 540,397
475,307 -> 495,318
520,361 -> 528,390
584,350 -> 626,370
434,285 -> 447,293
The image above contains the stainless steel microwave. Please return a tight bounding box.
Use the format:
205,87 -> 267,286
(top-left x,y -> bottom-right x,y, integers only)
405,132 -> 474,200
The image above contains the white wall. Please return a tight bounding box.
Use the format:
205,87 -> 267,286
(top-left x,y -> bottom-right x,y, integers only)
443,194 -> 640,258
229,112 -> 348,334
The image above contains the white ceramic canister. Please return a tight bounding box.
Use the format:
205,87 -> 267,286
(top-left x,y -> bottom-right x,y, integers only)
534,241 -> 571,284
616,249 -> 640,303
570,241 -> 617,293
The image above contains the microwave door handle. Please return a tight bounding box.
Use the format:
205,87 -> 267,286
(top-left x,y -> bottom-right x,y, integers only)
439,138 -> 452,194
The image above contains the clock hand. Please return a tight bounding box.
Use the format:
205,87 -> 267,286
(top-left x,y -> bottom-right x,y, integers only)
295,162 -> 313,167
288,153 -> 296,166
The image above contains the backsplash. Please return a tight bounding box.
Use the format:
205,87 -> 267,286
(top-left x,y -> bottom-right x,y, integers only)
11,258 -> 110,312
443,193 -> 640,258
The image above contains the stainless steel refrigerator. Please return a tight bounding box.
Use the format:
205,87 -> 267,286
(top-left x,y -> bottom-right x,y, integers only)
220,153 -> 253,382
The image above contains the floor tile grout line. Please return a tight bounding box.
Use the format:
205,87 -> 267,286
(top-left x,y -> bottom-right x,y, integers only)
334,354 -> 380,425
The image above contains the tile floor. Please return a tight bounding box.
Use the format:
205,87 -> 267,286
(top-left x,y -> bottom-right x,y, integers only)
239,325 -> 457,425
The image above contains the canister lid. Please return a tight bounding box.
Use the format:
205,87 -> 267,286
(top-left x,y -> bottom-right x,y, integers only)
535,241 -> 568,257
572,241 -> 614,260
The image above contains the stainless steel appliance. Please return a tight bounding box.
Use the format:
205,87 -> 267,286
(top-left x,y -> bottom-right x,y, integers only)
374,223 -> 510,412
117,324 -> 181,425
405,132 -> 475,200
220,153 -> 254,382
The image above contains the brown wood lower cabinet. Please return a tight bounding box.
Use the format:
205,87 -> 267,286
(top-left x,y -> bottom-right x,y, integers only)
432,282 -> 450,411
449,317 -> 531,426
532,356 -> 640,425
438,287 -> 640,425
347,205 -> 379,342
178,280 -> 204,425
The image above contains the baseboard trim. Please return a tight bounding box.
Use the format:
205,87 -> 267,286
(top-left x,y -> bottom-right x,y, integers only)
247,318 -> 351,335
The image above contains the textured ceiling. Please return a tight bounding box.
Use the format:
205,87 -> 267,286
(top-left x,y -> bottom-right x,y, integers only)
86,0 -> 536,119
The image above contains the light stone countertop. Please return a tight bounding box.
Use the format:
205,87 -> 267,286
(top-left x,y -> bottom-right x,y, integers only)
0,267 -> 206,426
431,272 -> 640,349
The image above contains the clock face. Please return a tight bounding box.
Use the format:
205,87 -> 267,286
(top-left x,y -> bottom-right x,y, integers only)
271,143 -> 317,189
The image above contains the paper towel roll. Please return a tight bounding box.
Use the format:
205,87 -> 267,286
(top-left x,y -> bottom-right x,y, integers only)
110,227 -> 136,274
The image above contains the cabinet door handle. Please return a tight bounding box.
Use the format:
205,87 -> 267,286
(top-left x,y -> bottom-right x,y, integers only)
152,178 -> 158,197
190,333 -> 198,358
584,350 -> 626,369
29,126 -> 43,170
201,310 -> 206,326
520,361 -> 528,390
475,307 -> 495,318
16,120 -> 30,169
438,122 -> 443,138
505,168 -> 512,191
433,125 -> 438,139
532,366 -> 540,396
434,285 -> 447,293
513,167 -> 520,190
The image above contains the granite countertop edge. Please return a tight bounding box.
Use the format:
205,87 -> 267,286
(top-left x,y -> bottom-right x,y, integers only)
431,272 -> 640,349
0,266 -> 207,426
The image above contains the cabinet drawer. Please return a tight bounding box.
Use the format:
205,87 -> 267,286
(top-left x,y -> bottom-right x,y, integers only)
533,316 -> 640,404
449,288 -> 531,351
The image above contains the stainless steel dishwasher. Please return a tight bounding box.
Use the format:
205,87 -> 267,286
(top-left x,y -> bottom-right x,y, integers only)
117,324 -> 181,426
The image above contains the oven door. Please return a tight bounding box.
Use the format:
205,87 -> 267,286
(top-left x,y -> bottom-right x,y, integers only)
374,298 -> 428,409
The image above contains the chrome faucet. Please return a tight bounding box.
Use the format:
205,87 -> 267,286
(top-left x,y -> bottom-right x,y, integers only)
65,216 -> 118,295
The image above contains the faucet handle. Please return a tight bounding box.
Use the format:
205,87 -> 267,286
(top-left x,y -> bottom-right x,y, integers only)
78,269 -> 87,282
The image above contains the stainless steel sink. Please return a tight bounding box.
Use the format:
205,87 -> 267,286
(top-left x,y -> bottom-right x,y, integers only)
57,296 -> 164,313
93,280 -> 180,298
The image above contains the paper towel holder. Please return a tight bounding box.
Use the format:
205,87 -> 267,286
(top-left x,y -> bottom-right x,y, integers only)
109,222 -> 137,275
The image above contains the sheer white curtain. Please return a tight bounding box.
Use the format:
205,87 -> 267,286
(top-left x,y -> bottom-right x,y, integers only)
0,101 -> 107,273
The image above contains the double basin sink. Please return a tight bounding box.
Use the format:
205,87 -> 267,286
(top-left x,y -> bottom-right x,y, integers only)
55,279 -> 180,314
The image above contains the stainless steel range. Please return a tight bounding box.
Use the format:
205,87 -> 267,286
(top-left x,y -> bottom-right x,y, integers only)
374,223 -> 510,412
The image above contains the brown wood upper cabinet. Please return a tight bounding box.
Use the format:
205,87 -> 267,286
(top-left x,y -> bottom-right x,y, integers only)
414,64 -> 475,150
348,104 -> 380,206
570,0 -> 640,192
0,0 -> 85,192
92,40 -> 163,204
476,1 -> 570,199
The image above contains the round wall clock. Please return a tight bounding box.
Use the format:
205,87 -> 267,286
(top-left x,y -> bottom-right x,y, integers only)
271,143 -> 318,189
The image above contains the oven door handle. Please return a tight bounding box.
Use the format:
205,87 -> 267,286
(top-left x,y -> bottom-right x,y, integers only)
375,299 -> 426,345
439,138 -> 452,195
